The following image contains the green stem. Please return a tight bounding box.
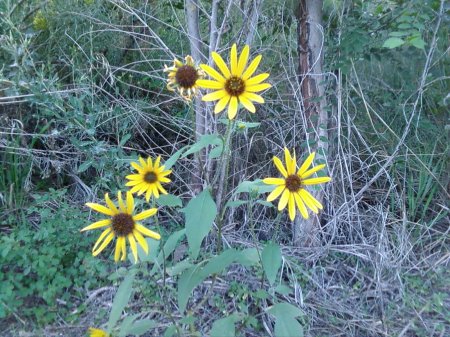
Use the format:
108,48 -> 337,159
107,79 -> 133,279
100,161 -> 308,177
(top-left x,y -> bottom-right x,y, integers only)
152,198 -> 167,295
215,119 -> 235,253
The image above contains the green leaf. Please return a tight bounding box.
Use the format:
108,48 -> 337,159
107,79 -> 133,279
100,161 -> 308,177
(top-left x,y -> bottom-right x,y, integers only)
409,37 -> 425,50
210,314 -> 240,337
382,37 -> 404,49
177,249 -> 241,313
137,238 -> 160,263
235,248 -> 260,267
225,200 -> 249,208
77,160 -> 92,173
118,314 -> 139,337
177,265 -> 203,313
119,134 -> 131,147
274,317 -> 304,337
181,134 -> 222,158
181,189 -> 217,259
164,146 -> 188,170
164,325 -> 177,337
262,242 -> 282,286
235,179 -> 274,194
107,271 -> 136,332
150,229 -> 185,275
127,319 -> 156,336
267,303 -> 304,337
156,194 -> 183,207
201,249 -> 239,276
167,259 -> 194,276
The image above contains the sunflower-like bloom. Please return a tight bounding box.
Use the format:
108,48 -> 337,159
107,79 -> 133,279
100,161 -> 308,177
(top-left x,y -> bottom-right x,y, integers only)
125,156 -> 171,202
164,55 -> 204,101
88,328 -> 109,337
263,149 -> 331,221
82,191 -> 161,263
197,43 -> 271,120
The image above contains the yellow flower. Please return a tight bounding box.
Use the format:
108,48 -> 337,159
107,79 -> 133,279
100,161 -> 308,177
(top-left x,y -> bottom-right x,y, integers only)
263,149 -> 331,221
197,43 -> 271,120
125,156 -> 172,201
82,192 -> 161,263
164,55 -> 204,101
33,11 -> 48,31
88,327 -> 109,337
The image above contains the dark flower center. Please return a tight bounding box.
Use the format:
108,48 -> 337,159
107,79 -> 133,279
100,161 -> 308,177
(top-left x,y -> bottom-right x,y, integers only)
285,175 -> 302,192
175,65 -> 198,88
225,76 -> 245,96
111,213 -> 135,236
144,172 -> 158,183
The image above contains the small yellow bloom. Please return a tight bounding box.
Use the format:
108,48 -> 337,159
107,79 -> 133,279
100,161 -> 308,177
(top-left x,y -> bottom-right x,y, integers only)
125,156 -> 172,202
263,149 -> 331,221
33,11 -> 48,31
88,327 -> 109,337
197,43 -> 271,120
164,55 -> 204,101
82,192 -> 161,263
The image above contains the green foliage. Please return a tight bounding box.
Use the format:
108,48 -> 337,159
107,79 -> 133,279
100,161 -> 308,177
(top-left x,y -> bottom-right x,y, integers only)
267,303 -> 304,337
0,189 -> 107,322
261,242 -> 282,286
107,271 -> 136,333
181,188 -> 217,259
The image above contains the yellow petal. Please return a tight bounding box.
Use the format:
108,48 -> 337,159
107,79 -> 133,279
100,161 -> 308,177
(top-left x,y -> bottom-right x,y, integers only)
93,232 -> 114,256
227,96 -> 239,120
214,95 -> 231,114
147,157 -> 154,170
152,184 -> 160,198
302,177 -> 332,185
129,183 -> 144,193
114,237 -> 123,262
86,203 -> 115,216
81,219 -> 111,232
273,156 -> 288,177
288,194 -> 296,221
159,169 -> 172,177
131,162 -> 143,172
202,90 -> 228,102
93,228 -> 112,251
121,237 -> 127,261
300,189 -> 323,210
126,192 -> 134,214
212,52 -> 231,78
200,64 -> 226,83
241,92 -> 264,103
246,83 -> 272,92
133,230 -> 148,254
239,95 -> 256,113
145,188 -> 152,202
263,177 -> 285,185
138,157 -> 147,168
294,193 -> 309,219
237,45 -> 250,76
128,234 -> 138,263
104,193 -> 119,214
278,189 -> 290,211
297,152 -> 315,176
267,185 -> 285,202
159,177 -> 171,183
156,182 -> 168,195
284,148 -> 296,175
299,190 -> 319,213
196,79 -> 223,89
117,191 -> 127,213
242,55 -> 262,80
136,224 -> 161,240
301,164 -> 326,179
125,180 -> 141,187
246,73 -> 270,86
126,174 -> 142,181
154,156 -> 161,169
133,208 -> 157,221
230,43 -> 238,75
